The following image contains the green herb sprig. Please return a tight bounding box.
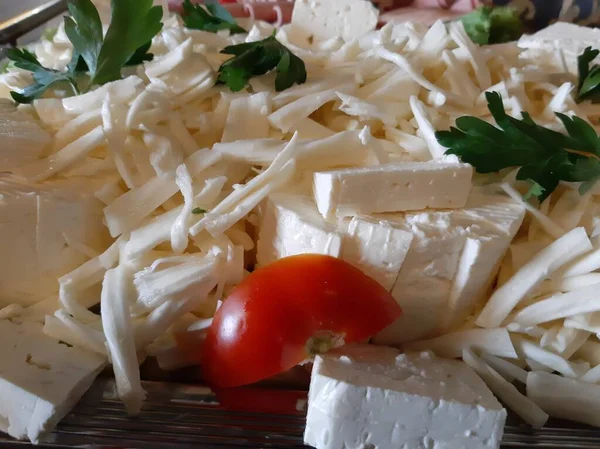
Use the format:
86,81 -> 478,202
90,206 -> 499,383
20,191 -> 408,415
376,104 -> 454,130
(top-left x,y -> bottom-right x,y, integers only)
8,0 -> 163,103
576,47 -> 600,103
461,6 -> 524,45
181,0 -> 246,34
436,92 -> 600,202
217,35 -> 307,92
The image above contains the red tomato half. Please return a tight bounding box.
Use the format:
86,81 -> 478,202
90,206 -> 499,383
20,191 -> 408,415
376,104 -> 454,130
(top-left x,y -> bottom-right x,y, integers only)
202,254 -> 402,388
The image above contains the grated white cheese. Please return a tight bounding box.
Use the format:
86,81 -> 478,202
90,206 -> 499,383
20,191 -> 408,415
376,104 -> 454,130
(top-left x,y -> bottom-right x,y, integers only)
476,227 -> 592,328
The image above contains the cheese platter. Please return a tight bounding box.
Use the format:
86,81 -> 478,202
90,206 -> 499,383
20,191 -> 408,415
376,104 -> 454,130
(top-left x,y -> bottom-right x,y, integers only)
5,0 -> 600,448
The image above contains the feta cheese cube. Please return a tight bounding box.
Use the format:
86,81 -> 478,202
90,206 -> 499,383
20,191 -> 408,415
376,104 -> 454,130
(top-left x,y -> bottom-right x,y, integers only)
290,0 -> 379,43
340,215 -> 412,290
304,345 -> 506,449
0,176 -> 111,307
375,187 -> 525,344
312,160 -> 473,219
256,193 -> 343,267
0,320 -> 106,443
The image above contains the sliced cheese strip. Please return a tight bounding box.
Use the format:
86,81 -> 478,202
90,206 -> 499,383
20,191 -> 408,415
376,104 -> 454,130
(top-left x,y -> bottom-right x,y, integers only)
268,86 -> 353,132
476,227 -> 592,328
221,92 -> 272,143
514,336 -> 588,378
527,371 -> 600,427
403,328 -> 518,359
62,76 -> 142,114
215,131 -> 375,169
104,149 -> 222,237
192,135 -> 300,237
15,127 -> 105,182
463,349 -> 548,428
125,176 -> 227,258
480,352 -> 528,384
101,265 -> 146,415
514,284 -> 600,325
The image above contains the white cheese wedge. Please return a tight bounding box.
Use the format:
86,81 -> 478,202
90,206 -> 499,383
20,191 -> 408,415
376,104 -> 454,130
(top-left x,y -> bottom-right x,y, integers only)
0,320 -> 106,443
0,100 -> 51,171
290,0 -> 379,43
304,345 -> 506,449
375,187 -> 525,344
0,176 -> 110,307
340,215 -> 412,290
256,193 -> 342,267
312,159 -> 473,219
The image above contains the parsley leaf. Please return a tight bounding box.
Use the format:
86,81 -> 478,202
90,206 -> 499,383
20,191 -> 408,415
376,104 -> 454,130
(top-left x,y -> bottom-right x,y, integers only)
7,48 -> 79,103
436,91 -> 600,202
461,6 -> 523,45
576,47 -> 600,103
83,0 -> 163,85
181,0 -> 246,34
64,0 -> 104,76
10,0 -> 162,103
192,207 -> 207,215
217,35 -> 306,92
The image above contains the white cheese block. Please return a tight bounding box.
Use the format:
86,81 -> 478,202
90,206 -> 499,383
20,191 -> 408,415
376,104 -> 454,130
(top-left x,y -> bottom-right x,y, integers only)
518,23 -> 600,73
0,320 -> 106,443
256,193 -> 342,267
375,187 -> 525,345
0,175 -> 111,307
519,22 -> 600,56
290,0 -> 379,43
340,215 -> 412,291
304,345 -> 506,449
0,100 -> 51,171
312,159 -> 473,219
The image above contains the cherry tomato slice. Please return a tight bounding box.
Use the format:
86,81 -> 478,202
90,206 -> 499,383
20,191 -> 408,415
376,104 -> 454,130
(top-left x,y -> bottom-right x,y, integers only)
202,254 -> 402,388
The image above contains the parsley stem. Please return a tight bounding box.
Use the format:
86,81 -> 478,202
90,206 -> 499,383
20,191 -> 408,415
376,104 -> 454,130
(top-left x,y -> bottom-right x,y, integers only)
70,81 -> 81,96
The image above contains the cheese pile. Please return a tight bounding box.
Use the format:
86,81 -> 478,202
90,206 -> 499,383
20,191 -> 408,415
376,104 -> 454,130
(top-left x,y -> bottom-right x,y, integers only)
2,0 -> 600,441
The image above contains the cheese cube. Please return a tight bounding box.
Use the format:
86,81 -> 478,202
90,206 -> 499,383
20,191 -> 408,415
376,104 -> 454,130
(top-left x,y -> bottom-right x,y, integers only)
375,187 -> 525,345
305,345 -> 506,449
312,160 -> 473,219
0,176 -> 111,307
0,320 -> 106,443
340,215 -> 412,291
0,99 -> 51,171
290,0 -> 379,43
256,193 -> 343,267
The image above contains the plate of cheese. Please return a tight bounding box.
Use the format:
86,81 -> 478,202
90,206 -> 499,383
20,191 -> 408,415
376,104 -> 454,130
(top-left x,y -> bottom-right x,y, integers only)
3,0 -> 600,447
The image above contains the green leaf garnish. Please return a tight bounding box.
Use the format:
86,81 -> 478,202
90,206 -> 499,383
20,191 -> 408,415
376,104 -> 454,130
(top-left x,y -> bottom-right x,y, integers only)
217,35 -> 307,92
576,47 -> 600,103
181,0 -> 246,34
192,207 -> 207,215
436,91 -> 600,202
9,0 -> 162,103
461,6 -> 523,45
83,0 -> 162,85
7,48 -> 80,103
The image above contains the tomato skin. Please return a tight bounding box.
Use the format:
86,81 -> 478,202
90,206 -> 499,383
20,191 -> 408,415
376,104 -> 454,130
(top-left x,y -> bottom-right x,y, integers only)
202,254 -> 402,388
